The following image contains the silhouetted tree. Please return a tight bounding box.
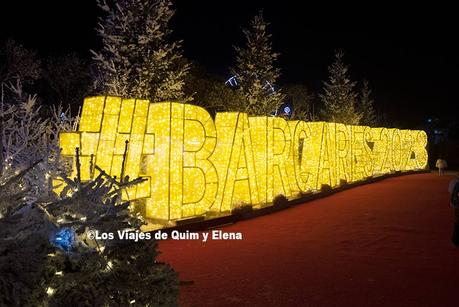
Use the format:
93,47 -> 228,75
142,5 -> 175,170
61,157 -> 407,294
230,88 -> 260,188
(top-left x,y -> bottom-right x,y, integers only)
359,79 -> 377,126
283,83 -> 316,121
183,64 -> 242,109
0,39 -> 41,102
43,53 -> 91,110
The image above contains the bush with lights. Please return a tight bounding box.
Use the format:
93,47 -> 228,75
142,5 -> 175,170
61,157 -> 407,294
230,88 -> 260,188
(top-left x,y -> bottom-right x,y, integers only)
0,96 -> 179,306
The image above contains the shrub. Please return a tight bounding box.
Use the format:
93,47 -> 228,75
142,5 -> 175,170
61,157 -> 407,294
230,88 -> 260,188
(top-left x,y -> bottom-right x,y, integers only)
273,194 -> 289,207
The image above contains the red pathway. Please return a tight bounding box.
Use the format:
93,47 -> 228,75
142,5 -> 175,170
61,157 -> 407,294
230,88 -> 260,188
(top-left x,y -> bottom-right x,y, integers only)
158,173 -> 459,307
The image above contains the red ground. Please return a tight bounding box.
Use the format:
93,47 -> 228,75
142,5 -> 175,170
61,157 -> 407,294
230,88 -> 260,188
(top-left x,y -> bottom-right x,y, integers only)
158,173 -> 459,307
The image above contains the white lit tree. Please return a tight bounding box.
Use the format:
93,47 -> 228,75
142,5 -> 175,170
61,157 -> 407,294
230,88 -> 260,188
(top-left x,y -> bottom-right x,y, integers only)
0,153 -> 179,306
0,108 -> 179,305
1,35 -> 179,305
0,96 -> 78,213
230,11 -> 284,115
0,38 -> 77,216
320,50 -> 362,125
91,0 -> 189,102
0,94 -> 179,305
359,79 -> 377,126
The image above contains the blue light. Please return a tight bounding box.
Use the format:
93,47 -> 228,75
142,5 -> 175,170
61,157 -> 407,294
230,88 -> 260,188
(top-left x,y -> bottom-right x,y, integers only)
51,227 -> 75,251
225,76 -> 239,87
284,106 -> 291,114
427,118 -> 432,123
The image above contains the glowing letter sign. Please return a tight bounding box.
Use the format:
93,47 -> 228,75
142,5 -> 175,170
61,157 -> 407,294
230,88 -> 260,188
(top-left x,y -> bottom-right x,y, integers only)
58,97 -> 428,222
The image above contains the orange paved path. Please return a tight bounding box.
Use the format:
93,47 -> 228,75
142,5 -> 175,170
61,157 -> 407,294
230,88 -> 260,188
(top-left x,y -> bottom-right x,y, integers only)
158,173 -> 459,307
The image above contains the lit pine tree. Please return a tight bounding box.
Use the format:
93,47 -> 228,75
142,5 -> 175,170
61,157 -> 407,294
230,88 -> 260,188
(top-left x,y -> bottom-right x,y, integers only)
230,11 -> 284,115
91,0 -> 189,102
320,50 -> 361,124
359,79 -> 377,126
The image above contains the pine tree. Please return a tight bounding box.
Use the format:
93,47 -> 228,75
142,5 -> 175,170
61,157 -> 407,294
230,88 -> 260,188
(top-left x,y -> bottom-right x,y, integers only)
0,148 -> 179,306
230,11 -> 284,115
359,79 -> 377,126
319,50 -> 361,125
43,53 -> 91,110
283,84 -> 316,121
91,0 -> 189,102
183,63 -> 243,109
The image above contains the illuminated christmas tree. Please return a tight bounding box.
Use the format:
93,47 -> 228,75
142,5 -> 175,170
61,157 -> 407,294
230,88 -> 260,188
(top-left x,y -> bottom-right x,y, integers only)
320,50 -> 362,125
230,11 -> 284,115
92,0 -> 189,102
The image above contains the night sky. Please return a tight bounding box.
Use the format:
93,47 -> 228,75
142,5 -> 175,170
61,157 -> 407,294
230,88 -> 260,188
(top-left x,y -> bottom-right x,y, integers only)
1,1 -> 457,129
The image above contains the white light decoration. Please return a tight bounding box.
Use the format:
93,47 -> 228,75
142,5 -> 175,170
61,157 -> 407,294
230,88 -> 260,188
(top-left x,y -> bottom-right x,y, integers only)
46,287 -> 55,296
58,96 -> 429,222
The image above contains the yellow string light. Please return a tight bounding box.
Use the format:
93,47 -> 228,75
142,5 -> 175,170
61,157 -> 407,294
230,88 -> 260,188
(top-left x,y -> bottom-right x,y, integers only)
57,96 -> 429,222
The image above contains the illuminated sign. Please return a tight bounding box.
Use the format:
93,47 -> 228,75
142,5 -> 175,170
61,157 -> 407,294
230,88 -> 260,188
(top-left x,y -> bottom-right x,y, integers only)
58,96 -> 428,222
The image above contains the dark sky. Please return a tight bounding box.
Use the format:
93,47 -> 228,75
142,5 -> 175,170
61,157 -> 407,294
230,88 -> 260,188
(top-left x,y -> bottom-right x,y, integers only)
1,0 -> 457,129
